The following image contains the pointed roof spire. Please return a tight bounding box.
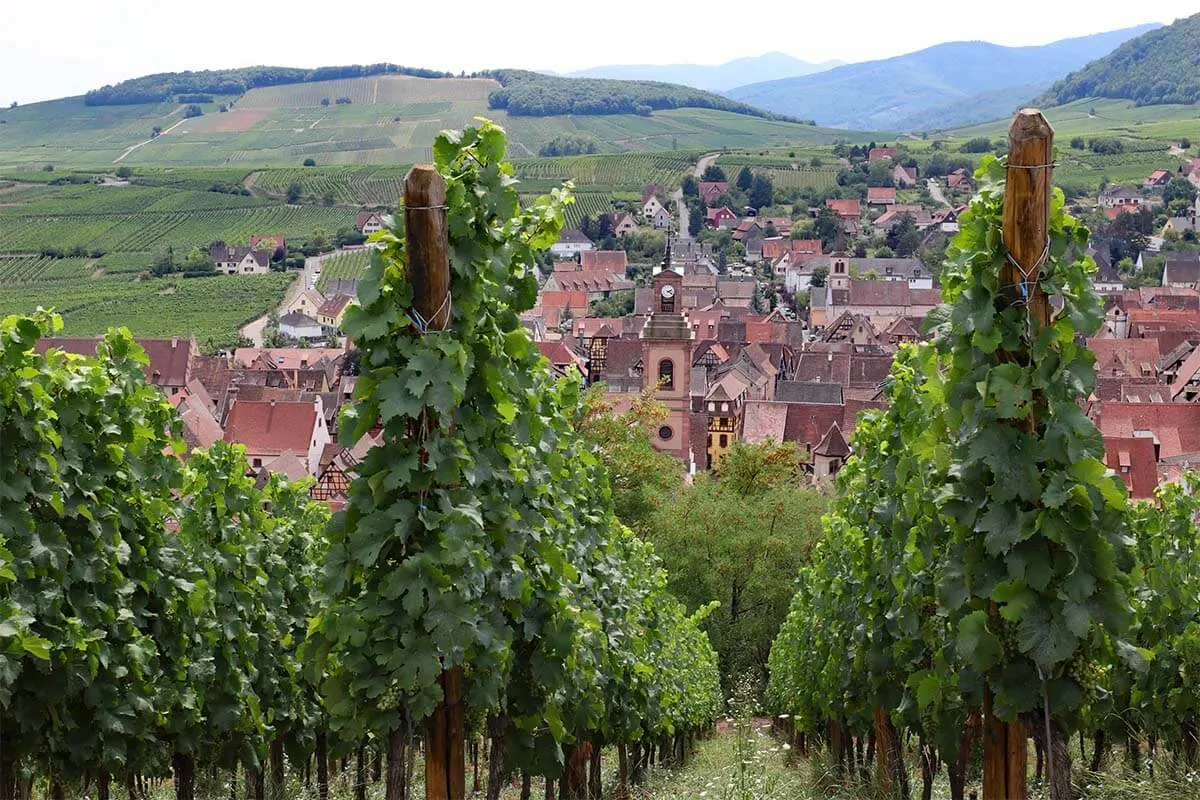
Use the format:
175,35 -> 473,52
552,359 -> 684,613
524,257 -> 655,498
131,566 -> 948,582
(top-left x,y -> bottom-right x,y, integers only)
833,227 -> 848,257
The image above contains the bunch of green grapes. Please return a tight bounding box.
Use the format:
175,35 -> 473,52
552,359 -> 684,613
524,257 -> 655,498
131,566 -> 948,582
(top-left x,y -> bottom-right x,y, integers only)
995,617 -> 1019,657
377,685 -> 401,713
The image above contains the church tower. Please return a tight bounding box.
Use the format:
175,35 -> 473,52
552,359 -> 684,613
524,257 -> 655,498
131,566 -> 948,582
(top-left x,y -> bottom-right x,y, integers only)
829,229 -> 850,291
641,245 -> 694,462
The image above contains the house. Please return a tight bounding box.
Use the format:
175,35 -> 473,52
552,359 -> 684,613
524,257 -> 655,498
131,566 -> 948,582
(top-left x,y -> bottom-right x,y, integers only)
812,422 -> 851,480
316,294 -> 355,330
825,198 -> 862,221
223,398 -> 330,476
1180,159 -> 1200,189
699,181 -> 729,206
249,234 -> 286,261
642,195 -> 667,221
537,341 -> 587,377
868,147 -> 899,162
866,187 -> 897,207
612,213 -> 638,238
716,277 -> 757,308
356,211 -> 385,235
279,312 -> 325,340
648,204 -> 672,230
893,164 -> 918,188
1163,253 -> 1200,288
946,169 -> 972,190
1099,186 -> 1146,210
177,393 -> 224,453
706,206 -> 737,228
285,287 -> 326,318
210,244 -> 270,275
579,250 -> 628,273
550,228 -> 595,259
874,206 -> 935,232
1145,170 -> 1173,189
758,217 -> 792,236
36,335 -> 196,396
731,219 -> 763,244
1090,249 -> 1124,292
544,252 -> 633,300
1165,216 -> 1199,236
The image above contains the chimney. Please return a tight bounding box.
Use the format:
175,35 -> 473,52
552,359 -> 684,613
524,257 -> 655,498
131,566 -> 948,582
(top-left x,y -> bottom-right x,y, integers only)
171,338 -> 178,349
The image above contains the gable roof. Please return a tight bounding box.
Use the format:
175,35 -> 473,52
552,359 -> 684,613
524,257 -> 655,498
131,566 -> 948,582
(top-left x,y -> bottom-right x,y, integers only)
36,336 -> 194,388
223,400 -> 319,456
579,250 -> 629,273
775,381 -> 843,404
867,187 -> 897,203
742,401 -> 789,444
556,228 -> 593,246
825,198 -> 861,218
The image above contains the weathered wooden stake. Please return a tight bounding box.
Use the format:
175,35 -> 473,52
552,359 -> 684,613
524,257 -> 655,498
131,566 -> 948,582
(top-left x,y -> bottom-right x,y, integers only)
982,108 -> 1055,800
403,164 -> 464,800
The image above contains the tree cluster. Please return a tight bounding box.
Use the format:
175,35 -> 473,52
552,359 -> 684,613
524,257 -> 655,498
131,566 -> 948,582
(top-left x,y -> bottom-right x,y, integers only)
485,70 -> 799,120
1037,13 -> 1200,107
537,135 -> 600,157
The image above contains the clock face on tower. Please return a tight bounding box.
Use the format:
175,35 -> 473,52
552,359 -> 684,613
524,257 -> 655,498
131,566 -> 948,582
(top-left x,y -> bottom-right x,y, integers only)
661,284 -> 676,299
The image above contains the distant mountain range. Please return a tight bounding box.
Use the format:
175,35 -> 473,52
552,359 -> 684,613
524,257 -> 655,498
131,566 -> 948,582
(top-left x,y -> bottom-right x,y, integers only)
564,53 -> 842,93
1038,13 -> 1200,107
724,24 -> 1162,131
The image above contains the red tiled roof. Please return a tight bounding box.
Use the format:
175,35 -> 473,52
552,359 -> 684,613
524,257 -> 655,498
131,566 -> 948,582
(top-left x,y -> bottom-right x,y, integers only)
1104,436 -> 1158,499
224,400 -> 318,457
540,291 -> 590,311
317,294 -> 353,317
867,187 -> 897,203
825,199 -> 861,218
579,250 -> 629,272
868,147 -> 899,161
1087,337 -> 1160,378
1096,402 -> 1200,459
37,336 -> 194,388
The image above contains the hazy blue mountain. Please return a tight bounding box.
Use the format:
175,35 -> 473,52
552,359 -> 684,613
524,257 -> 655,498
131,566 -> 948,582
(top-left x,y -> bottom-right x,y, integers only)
566,52 -> 841,92
892,82 -> 1054,132
726,24 -> 1161,130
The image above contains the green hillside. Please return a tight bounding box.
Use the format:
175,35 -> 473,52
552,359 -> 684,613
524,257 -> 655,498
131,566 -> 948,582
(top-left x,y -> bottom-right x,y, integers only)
940,98 -> 1200,194
0,75 -> 849,170
1037,13 -> 1200,107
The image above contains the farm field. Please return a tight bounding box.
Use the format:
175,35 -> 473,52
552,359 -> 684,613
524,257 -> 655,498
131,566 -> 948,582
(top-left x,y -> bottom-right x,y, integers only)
0,272 -> 294,349
0,201 -> 354,254
316,249 -> 372,292
0,76 -> 864,170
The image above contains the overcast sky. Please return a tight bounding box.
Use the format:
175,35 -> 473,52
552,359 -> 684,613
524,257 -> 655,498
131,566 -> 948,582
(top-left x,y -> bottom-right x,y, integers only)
1,1 -> 1192,105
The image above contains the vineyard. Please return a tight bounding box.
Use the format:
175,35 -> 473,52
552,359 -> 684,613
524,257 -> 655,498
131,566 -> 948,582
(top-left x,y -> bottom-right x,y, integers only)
316,249 -> 372,291
513,152 -> 699,192
252,166 -> 412,207
0,272 -> 294,348
0,205 -> 355,254
0,123 -> 723,800
764,115 -> 1200,800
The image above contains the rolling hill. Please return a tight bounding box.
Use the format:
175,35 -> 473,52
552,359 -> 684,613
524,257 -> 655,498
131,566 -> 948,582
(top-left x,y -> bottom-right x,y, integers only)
565,52 -> 842,92
0,74 -> 855,170
1037,13 -> 1200,107
725,24 -> 1160,130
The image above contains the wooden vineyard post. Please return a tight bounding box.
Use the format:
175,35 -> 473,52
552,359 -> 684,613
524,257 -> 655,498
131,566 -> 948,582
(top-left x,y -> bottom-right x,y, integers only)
981,108 -> 1055,800
403,165 -> 465,800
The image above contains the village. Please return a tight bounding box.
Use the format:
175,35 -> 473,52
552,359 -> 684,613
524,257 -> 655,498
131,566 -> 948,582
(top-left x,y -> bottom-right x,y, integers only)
26,150 -> 1200,510
525,149 -> 1200,498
